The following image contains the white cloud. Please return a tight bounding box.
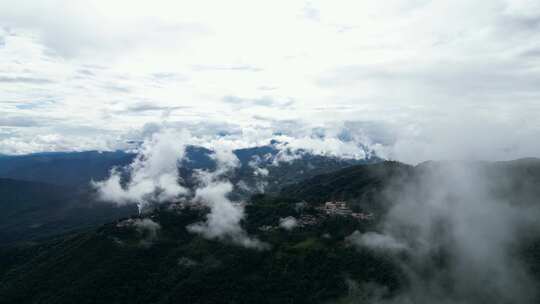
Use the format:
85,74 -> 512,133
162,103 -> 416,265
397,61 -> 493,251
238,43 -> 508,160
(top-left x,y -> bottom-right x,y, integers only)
93,128 -> 268,249
347,231 -> 408,252
279,216 -> 298,231
0,0 -> 539,162
188,147 -> 268,250
93,129 -> 189,212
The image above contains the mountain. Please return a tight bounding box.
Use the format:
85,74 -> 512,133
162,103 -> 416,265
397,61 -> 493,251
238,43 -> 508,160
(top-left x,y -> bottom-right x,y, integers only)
0,144 -> 379,190
0,195 -> 398,304
1,160 -> 539,303
0,178 -> 136,244
0,151 -> 136,187
282,158 -> 540,208
0,145 -> 379,244
229,146 -> 381,198
280,161 -> 412,213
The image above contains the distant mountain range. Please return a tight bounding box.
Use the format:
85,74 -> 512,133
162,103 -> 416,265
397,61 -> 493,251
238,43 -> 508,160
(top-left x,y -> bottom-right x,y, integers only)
0,150 -> 135,187
0,144 -> 380,244
0,144 -> 379,189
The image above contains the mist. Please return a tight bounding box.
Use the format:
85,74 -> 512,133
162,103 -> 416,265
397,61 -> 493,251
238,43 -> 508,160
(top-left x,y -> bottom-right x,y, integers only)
349,161 -> 540,303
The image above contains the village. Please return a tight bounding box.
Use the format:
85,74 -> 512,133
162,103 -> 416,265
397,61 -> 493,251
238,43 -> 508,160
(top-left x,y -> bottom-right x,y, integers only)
259,200 -> 374,232
169,198 -> 373,232
319,201 -> 374,220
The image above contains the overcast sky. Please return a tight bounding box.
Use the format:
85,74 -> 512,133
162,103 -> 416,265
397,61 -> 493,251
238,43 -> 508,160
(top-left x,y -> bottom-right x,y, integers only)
1,0 -> 539,163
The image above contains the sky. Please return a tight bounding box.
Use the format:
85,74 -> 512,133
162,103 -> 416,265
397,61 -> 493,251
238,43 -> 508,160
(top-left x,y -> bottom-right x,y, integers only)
1,0 -> 540,163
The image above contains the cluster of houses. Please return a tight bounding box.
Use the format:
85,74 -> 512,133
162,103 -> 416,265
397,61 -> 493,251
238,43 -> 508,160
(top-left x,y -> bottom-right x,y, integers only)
258,200 -> 373,232
171,198 -> 373,233
297,214 -> 318,226
320,201 -> 374,220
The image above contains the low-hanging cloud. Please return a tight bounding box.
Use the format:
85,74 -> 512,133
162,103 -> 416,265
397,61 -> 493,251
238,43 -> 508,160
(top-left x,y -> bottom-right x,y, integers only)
94,128 -> 266,249
347,231 -> 407,252
350,161 -> 540,303
279,216 -> 298,231
116,218 -> 161,247
92,129 -> 190,213
188,147 -> 268,250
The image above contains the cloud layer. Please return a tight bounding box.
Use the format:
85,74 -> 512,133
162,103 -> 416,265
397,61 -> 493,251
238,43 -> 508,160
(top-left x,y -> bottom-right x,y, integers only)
1,0 -> 539,163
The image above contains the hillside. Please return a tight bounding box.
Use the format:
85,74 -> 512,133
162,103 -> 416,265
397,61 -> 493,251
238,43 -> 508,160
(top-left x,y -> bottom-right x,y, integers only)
0,204 -> 400,304
0,178 -> 136,244
1,160 -> 539,303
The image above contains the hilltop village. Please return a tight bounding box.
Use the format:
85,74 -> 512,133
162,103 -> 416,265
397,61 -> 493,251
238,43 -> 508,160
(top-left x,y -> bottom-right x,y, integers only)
258,200 -> 374,232
172,199 -> 374,232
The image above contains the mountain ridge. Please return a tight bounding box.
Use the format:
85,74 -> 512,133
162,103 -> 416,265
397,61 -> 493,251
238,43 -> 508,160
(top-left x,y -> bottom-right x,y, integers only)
1,159 -> 539,303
